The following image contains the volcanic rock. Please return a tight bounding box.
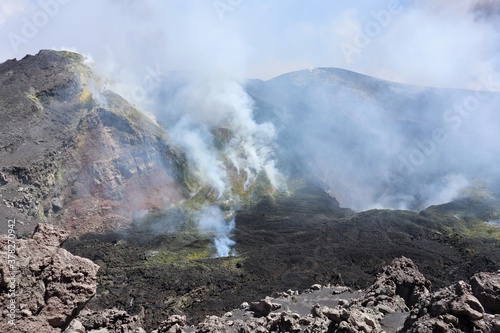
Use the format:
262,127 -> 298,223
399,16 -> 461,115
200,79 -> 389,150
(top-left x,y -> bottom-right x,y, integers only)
403,276 -> 500,332
366,256 -> 431,308
249,297 -> 282,316
0,223 -> 99,332
179,258 -> 500,332
66,308 -> 146,333
153,315 -> 187,333
0,50 -> 189,236
470,270 -> 500,314
3,243 -> 500,333
194,315 -> 228,333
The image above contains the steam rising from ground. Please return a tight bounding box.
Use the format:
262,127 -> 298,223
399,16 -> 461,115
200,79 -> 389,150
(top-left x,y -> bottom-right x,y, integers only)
197,206 -> 235,257
247,68 -> 500,210
163,78 -> 284,255
164,78 -> 283,197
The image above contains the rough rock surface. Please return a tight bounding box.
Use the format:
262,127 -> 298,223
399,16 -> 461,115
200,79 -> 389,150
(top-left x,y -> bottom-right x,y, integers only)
0,223 -> 99,333
65,308 -> 146,333
3,243 -> 500,333
249,297 -> 282,316
403,273 -> 500,333
185,257 -> 500,333
366,256 -> 431,308
0,50 -> 188,237
152,315 -> 187,333
470,271 -> 500,314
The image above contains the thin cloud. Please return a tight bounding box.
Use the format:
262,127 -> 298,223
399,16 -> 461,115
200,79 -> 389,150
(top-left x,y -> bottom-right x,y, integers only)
0,0 -> 27,26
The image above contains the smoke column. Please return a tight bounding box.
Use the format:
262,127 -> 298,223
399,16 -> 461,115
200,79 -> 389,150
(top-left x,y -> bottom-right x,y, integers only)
196,205 -> 236,257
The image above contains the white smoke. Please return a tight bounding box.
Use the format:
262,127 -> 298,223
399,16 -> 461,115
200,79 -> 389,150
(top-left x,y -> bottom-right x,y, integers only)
4,0 -> 493,214
164,77 -> 284,197
170,116 -> 227,195
421,174 -> 470,208
197,205 -> 236,257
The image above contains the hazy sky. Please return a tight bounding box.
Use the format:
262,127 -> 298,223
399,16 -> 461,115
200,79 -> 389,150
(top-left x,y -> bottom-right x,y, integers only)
1,1 -> 499,214
0,0 -> 499,89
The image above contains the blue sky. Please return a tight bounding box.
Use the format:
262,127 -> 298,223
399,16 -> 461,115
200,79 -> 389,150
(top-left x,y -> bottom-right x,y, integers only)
0,0 -> 499,89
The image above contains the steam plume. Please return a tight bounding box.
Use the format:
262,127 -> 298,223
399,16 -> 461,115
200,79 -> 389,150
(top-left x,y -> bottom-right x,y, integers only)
197,205 -> 235,257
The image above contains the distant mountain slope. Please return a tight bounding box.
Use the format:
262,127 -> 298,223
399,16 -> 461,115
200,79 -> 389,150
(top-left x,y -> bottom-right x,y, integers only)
246,67 -> 500,210
2,51 -> 500,233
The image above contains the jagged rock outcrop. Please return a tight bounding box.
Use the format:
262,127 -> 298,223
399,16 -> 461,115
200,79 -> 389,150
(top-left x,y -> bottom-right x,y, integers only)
65,308 -> 146,333
403,272 -> 500,333
470,271 -> 500,314
152,314 -> 187,333
366,256 -> 431,308
0,223 -> 99,332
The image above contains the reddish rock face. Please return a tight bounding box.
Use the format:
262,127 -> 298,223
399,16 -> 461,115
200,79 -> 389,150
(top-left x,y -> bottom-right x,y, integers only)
0,50 -> 188,237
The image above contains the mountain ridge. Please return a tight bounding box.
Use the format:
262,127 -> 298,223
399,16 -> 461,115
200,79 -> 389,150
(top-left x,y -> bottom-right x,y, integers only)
0,50 -> 192,236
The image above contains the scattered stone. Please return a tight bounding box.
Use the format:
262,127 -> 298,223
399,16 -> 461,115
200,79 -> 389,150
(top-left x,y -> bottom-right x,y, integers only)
331,286 -> 351,295
249,297 -> 281,316
195,316 -> 227,333
155,314 -> 186,333
171,258 -> 500,332
338,298 -> 350,307
64,319 -> 85,333
376,303 -> 396,315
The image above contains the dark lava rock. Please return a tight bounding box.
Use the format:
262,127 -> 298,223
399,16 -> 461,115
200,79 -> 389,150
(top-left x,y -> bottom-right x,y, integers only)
63,185 -> 500,330
6,235 -> 500,333
65,308 -> 146,333
187,258 -> 500,333
153,314 -> 187,333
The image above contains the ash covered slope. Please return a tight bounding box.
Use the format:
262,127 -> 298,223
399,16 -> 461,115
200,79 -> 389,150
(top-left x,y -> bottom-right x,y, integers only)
246,68 -> 500,210
0,50 -> 189,235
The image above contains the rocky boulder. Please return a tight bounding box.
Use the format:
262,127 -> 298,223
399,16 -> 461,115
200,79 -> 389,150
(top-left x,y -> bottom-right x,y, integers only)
470,270 -> 500,314
366,256 -> 431,308
248,297 -> 282,316
0,223 -> 99,332
404,276 -> 500,332
153,314 -> 187,333
65,308 -> 146,333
